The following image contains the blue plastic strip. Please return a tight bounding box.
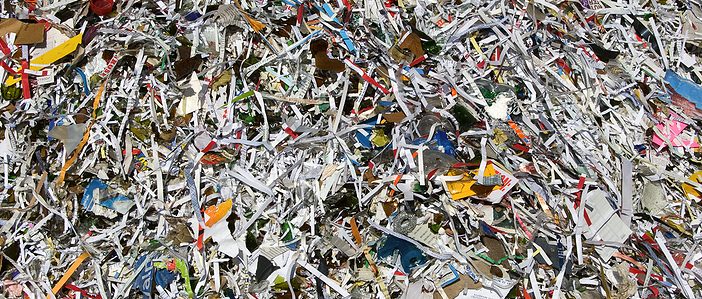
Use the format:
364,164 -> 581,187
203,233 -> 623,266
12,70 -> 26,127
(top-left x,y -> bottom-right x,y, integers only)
339,30 -> 356,53
665,70 -> 702,107
74,67 -> 91,95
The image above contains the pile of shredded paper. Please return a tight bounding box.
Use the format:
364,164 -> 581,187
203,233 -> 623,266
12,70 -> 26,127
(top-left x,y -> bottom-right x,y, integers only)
2,0 -> 702,298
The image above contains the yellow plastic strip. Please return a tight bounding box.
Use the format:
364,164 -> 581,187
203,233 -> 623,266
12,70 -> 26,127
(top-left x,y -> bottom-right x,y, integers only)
205,199 -> 233,227
48,251 -> 90,297
243,14 -> 266,32
350,217 -> 362,245
56,80 -> 106,186
350,217 -> 390,298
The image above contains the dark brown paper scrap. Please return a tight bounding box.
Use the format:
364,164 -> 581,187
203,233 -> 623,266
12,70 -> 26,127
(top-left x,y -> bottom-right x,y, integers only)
310,39 -> 345,73
14,23 -> 45,45
0,19 -> 23,36
383,112 -> 406,123
0,19 -> 45,45
399,32 -> 425,58
389,43 -> 414,62
435,274 -> 482,299
174,55 -> 203,80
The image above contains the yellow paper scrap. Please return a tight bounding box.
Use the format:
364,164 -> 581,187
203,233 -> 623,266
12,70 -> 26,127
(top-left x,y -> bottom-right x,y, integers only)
682,171 -> 702,202
6,33 -> 83,86
445,164 -> 500,200
205,199 -> 233,227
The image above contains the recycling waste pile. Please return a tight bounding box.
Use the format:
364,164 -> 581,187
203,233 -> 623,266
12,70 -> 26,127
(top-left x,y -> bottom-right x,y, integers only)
3,0 -> 702,298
